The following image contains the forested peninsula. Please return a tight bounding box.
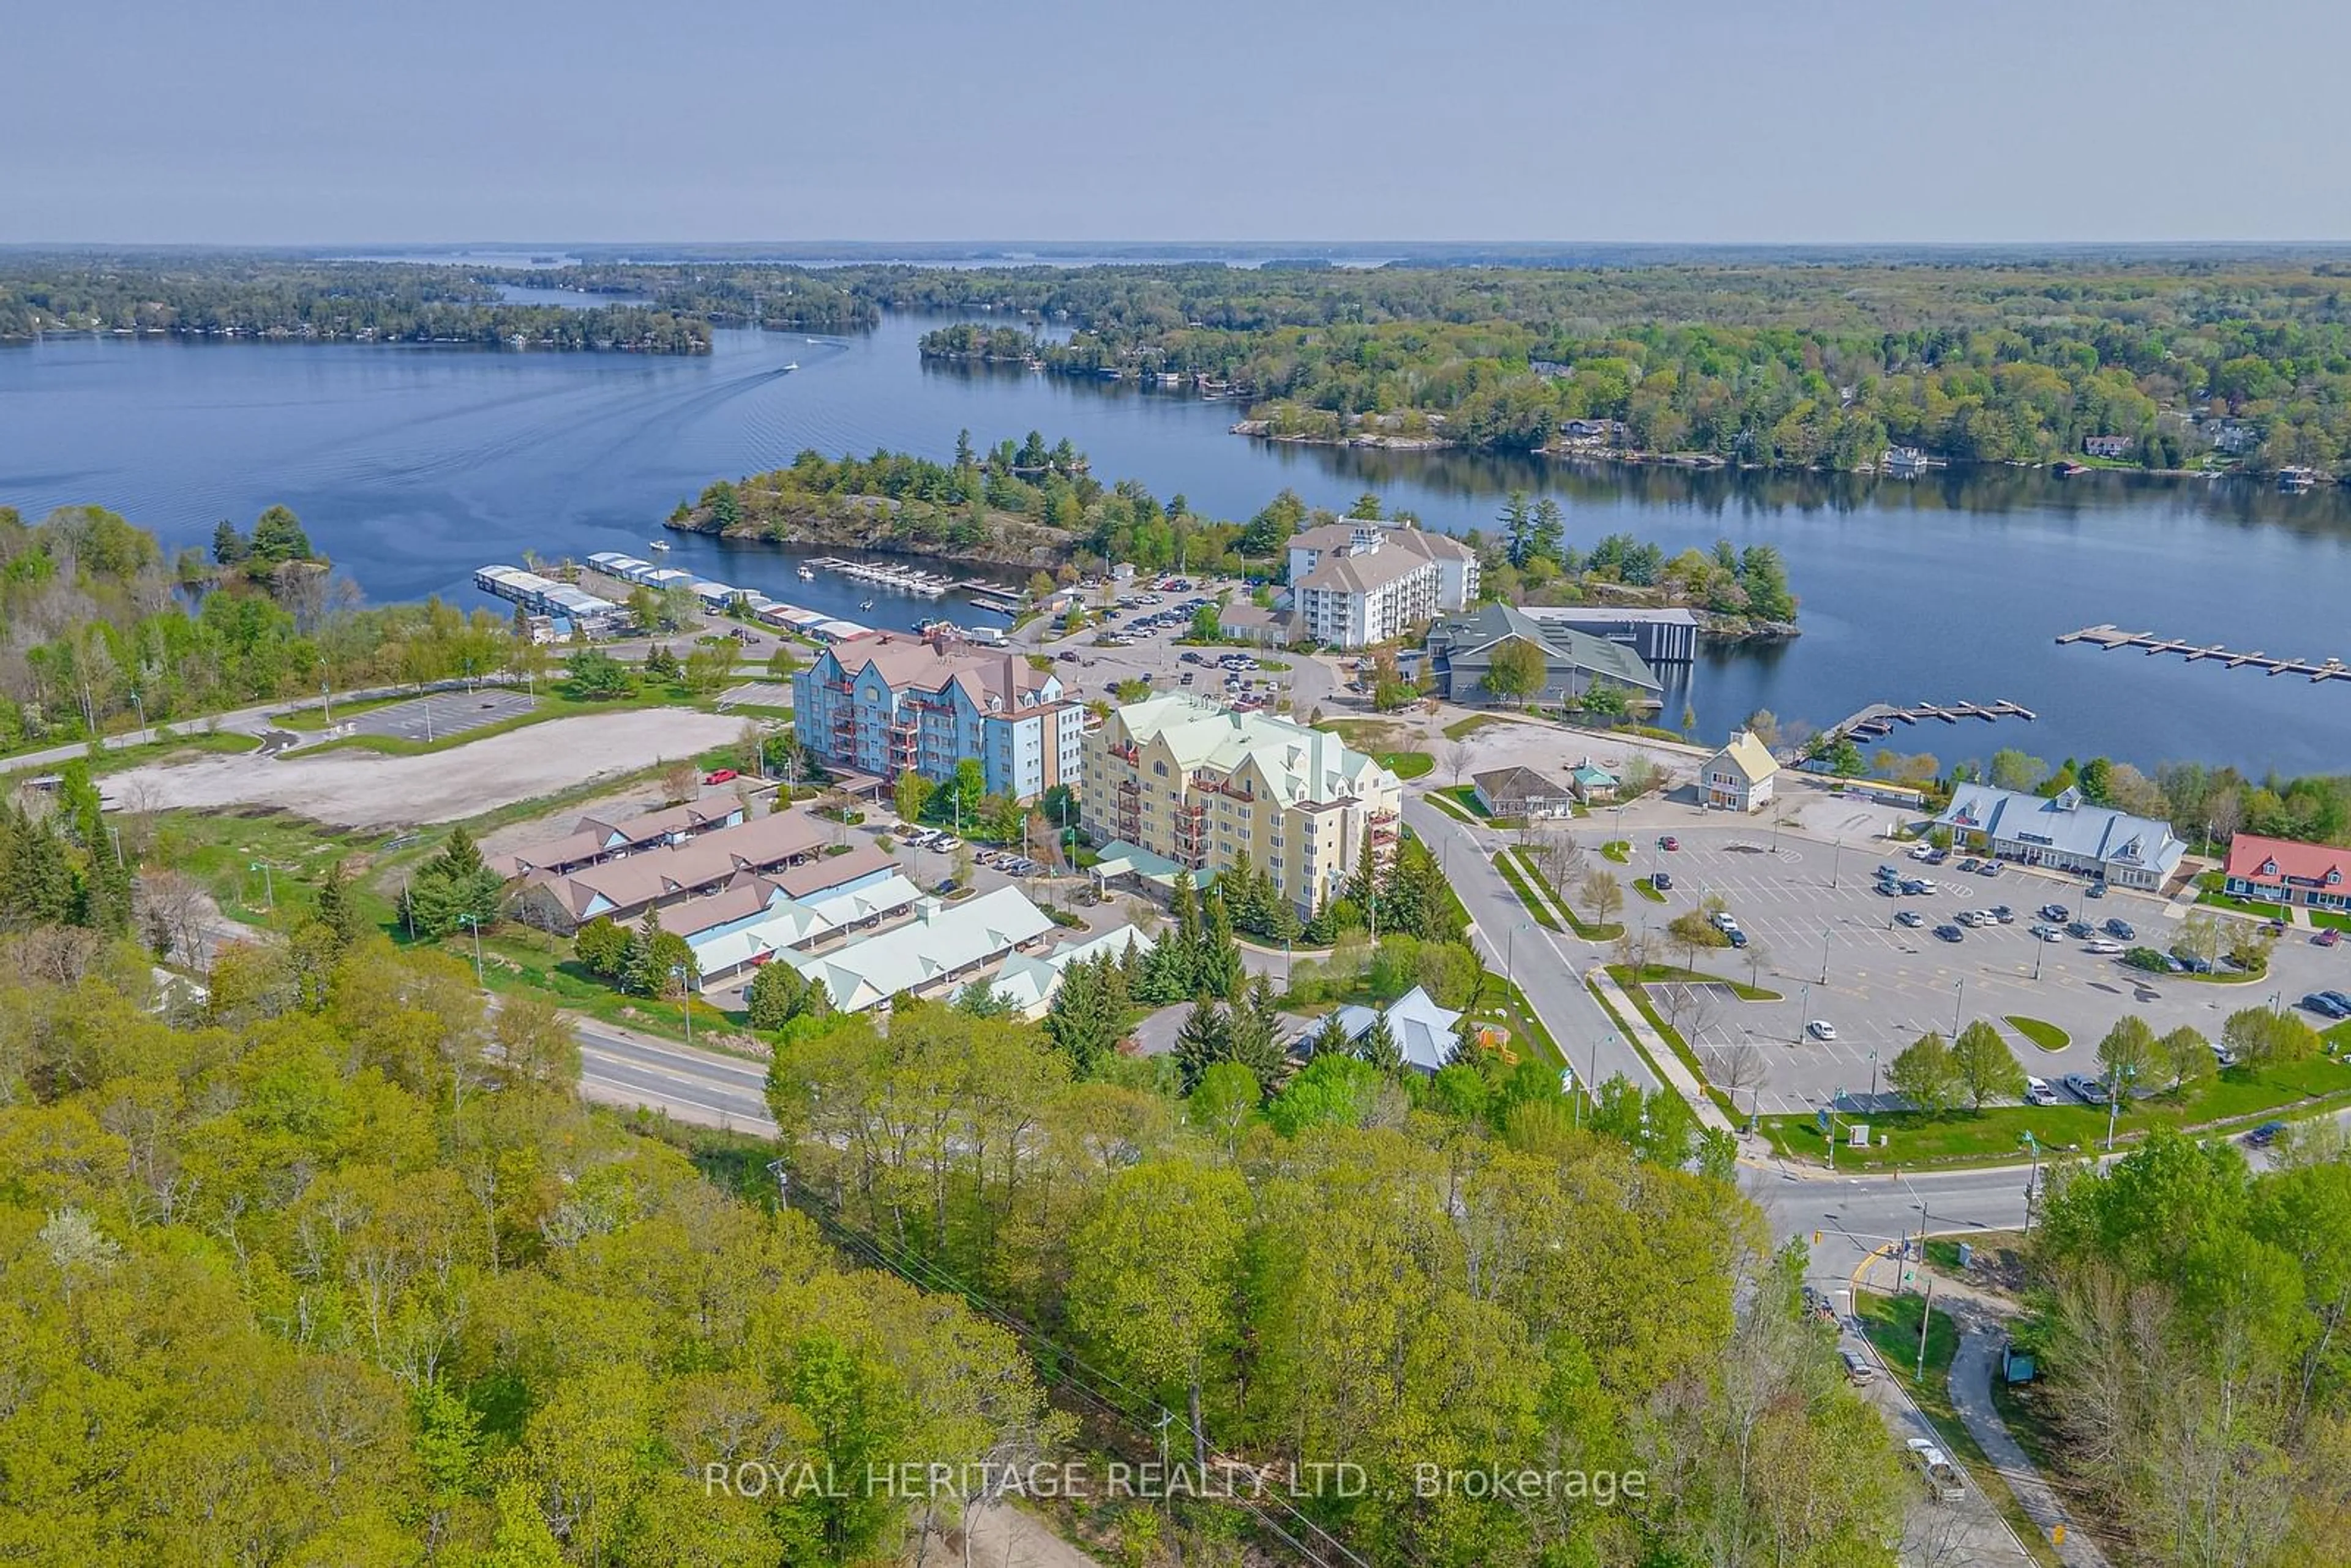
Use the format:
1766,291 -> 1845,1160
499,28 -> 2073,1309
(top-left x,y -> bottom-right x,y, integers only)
0,257 -> 711,353
900,258 -> 2351,473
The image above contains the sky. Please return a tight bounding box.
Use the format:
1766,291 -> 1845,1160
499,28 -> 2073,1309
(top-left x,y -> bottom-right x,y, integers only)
8,0 -> 2349,246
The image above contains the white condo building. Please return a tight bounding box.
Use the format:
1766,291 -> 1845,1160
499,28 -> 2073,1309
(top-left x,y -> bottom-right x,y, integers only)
1286,522 -> 1480,648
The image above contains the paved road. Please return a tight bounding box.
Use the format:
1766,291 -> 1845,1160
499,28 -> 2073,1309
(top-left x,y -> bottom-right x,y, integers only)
1404,796 -> 1660,1093
574,1021 -> 778,1135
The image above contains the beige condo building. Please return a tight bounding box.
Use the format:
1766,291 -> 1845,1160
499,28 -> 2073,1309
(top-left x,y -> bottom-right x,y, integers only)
1084,694 -> 1403,913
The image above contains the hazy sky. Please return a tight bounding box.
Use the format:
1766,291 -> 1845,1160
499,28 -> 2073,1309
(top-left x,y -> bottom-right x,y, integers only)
9,0 -> 2347,245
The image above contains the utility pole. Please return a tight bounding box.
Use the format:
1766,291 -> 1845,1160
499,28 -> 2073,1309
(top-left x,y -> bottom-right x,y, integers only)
249,861 -> 274,911
1951,976 -> 1965,1038
1916,1273 -> 1936,1382
2104,1062 -> 2134,1151
459,913 -> 484,985
673,964 -> 694,1047
2022,1130 -> 2042,1237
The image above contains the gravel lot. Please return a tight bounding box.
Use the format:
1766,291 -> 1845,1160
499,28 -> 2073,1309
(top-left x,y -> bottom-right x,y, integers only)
114,709 -> 746,828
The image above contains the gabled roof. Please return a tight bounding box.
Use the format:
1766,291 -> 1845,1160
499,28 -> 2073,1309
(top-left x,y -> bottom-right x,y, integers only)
1938,784 -> 2186,876
788,886 -> 1056,1011
771,843 -> 898,899
2225,833 -> 2351,890
1321,985 -> 1463,1075
1709,730 -> 1779,786
1111,695 -> 1398,810
1472,765 -> 1574,803
520,811 -> 827,920
1425,602 -> 1663,692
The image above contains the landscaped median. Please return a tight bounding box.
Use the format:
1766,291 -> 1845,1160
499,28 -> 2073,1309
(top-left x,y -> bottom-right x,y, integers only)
1490,852 -> 1562,932
1758,1053 -> 2351,1169
1499,846 -> 1624,941
2003,1015 -> 2069,1053
1580,964 -> 1739,1127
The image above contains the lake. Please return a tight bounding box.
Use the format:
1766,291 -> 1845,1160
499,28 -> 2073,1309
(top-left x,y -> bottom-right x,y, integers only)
6,311 -> 2351,774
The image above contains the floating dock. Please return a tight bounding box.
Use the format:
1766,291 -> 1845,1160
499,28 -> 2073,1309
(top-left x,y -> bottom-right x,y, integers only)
808,557 -> 951,598
1828,699 -> 2038,741
2056,625 -> 2351,683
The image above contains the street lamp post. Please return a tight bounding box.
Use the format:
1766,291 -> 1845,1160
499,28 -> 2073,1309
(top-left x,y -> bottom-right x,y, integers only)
249,861 -> 274,912
1951,976 -> 1965,1039
2104,1062 -> 2135,1151
1869,1049 -> 1880,1105
1818,928 -> 1831,985
1829,835 -> 1843,889
458,913 -> 484,985
672,964 -> 694,1048
1797,982 -> 1810,1043
2022,1130 -> 2043,1237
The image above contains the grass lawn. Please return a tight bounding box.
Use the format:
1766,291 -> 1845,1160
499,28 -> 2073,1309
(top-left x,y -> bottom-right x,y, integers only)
1491,852 -> 1563,932
1760,1054 -> 2351,1168
1438,784 -> 1493,818
465,926 -> 752,1049
2194,880 -> 2288,920
1586,965 -> 1736,1117
1381,750 -> 1434,781
2004,1015 -> 2070,1052
1425,792 -> 1482,826
1504,847 -> 1622,941
1600,839 -> 1631,863
151,807 -> 396,930
1634,877 -> 1667,902
3,727 -> 262,787
1609,961 -> 1782,1002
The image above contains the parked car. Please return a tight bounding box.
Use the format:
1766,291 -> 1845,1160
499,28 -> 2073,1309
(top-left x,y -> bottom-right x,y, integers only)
2066,920 -> 2096,940
1954,857 -> 1979,874
1979,861 -> 2003,877
1657,836 -> 1680,851
2103,918 -> 2137,940
1934,924 -> 1965,943
2319,928 -> 2344,948
1990,906 -> 2015,923
2322,990 -> 2351,1014
2086,881 -> 2108,899
2085,939 -> 2125,955
1876,880 -> 1902,896
2302,994 -> 2349,1019
1897,910 -> 1926,928
2025,1076 -> 2061,1106
2063,1073 -> 2110,1104
1910,878 -> 1938,894
1877,864 -> 1900,880
1727,929 -> 1748,948
1906,1439 -> 1967,1502
2029,923 -> 2063,941
1808,1020 -> 1838,1041
2038,904 -> 2070,922
702,768 -> 738,784
2244,1120 -> 2287,1149
1651,872 -> 1673,891
1842,1348 -> 1876,1385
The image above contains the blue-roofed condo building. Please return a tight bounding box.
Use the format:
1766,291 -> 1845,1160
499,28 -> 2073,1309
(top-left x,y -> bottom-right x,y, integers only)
1937,783 -> 2188,890
793,633 -> 1083,802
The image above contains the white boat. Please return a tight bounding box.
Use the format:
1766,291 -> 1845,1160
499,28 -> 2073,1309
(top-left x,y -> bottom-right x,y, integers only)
860,598 -> 875,611
797,565 -> 815,580
782,362 -> 798,372
648,539 -> 670,552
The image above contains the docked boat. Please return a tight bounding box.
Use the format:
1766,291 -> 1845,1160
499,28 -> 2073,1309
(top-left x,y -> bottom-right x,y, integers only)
860,598 -> 874,611
797,565 -> 815,580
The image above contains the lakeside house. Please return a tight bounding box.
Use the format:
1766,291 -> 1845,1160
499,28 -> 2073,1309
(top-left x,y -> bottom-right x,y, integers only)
1286,522 -> 1479,648
1882,446 -> 1932,476
1703,731 -> 1779,814
2083,434 -> 2133,459
2222,833 -> 2351,913
1937,784 -> 2187,890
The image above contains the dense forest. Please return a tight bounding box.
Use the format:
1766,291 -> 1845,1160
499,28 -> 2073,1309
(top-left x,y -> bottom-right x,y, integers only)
2027,1129 -> 2351,1564
0,256 -> 711,352
486,263 -> 879,332
0,505 -> 540,754
894,259 -> 2351,471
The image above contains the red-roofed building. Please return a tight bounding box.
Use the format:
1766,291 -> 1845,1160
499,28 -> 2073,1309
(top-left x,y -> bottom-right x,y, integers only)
2223,833 -> 2351,912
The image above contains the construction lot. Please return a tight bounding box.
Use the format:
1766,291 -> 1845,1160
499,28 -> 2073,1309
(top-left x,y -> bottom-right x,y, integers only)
106,708 -> 748,827
1614,822 -> 2351,1116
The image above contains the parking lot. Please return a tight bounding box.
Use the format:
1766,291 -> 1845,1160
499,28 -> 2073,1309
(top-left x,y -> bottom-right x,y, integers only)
1616,823 -> 2351,1116
342,689 -> 538,743
1030,575 -> 1342,716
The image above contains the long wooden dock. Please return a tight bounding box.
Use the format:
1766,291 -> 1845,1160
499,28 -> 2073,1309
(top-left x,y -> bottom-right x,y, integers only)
2057,625 -> 2351,682
1827,700 -> 2038,742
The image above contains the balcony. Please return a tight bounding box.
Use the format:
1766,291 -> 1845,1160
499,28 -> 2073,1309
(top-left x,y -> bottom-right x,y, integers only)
1107,741 -> 1139,765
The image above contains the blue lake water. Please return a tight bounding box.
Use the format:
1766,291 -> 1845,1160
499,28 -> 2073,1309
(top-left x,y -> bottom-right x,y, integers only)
6,311 -> 2351,773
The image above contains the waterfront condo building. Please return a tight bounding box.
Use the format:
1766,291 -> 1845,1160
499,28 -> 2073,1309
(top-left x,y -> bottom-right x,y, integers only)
1286,522 -> 1480,648
1083,694 -> 1403,913
793,633 -> 1083,802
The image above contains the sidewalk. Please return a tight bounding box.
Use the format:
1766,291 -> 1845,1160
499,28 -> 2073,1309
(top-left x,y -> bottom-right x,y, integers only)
1586,967 -> 1735,1133
1948,1307 -> 2110,1567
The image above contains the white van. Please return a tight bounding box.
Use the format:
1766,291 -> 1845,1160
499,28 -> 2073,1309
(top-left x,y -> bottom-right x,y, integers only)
1841,1348 -> 1876,1385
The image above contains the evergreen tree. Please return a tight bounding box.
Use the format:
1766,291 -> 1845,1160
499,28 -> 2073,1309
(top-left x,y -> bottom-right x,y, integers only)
210,519 -> 249,565
1529,497 -> 1566,566
1499,490 -> 1534,568
1173,996 -> 1232,1090
1198,891 -> 1243,999
313,858 -> 366,950
1044,953 -> 1125,1077
403,825 -> 503,939
1310,1010 -> 1352,1060
0,808 -> 77,933
1357,1012 -> 1403,1075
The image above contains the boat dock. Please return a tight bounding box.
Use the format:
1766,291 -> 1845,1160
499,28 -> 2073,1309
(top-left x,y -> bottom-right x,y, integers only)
807,557 -> 950,598
1828,699 -> 2039,741
2056,625 -> 2351,682
967,593 -> 1025,617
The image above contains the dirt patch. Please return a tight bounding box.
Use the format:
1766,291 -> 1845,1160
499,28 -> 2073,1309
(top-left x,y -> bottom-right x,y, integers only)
110,710 -> 746,830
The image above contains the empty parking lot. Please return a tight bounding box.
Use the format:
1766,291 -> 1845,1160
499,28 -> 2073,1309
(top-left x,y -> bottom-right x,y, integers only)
343,689 -> 538,743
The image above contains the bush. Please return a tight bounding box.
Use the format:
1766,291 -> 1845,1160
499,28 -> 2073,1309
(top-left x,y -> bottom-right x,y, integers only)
2123,947 -> 2172,972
